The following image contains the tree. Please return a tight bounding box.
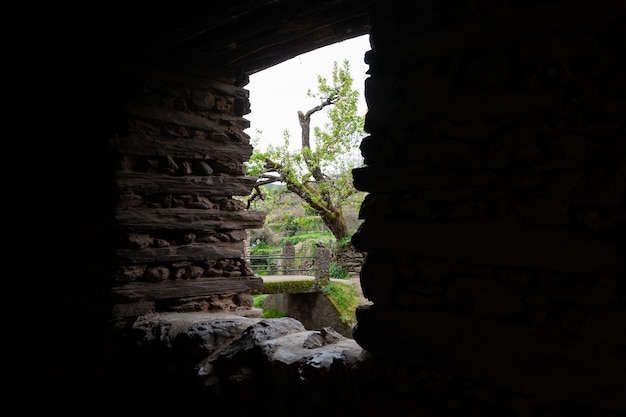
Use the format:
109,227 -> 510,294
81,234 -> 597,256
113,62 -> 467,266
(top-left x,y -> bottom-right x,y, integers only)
246,59 -> 365,241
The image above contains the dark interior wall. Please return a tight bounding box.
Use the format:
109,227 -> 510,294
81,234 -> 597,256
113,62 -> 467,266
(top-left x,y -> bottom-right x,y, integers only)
34,1 -> 625,416
352,1 -> 625,412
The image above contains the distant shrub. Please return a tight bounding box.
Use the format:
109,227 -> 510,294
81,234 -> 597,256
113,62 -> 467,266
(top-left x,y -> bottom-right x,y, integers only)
282,215 -> 301,236
329,262 -> 349,279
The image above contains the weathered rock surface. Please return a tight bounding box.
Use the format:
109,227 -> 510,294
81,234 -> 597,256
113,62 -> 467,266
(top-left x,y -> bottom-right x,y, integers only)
198,321 -> 363,376
131,312 -> 263,357
129,312 -> 368,414
129,312 -> 365,372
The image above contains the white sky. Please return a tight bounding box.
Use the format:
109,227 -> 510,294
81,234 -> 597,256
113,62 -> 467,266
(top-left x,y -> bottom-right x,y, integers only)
245,35 -> 371,151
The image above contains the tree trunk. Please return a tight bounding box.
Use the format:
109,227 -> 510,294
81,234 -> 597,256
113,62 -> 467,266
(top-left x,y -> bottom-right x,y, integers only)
298,108 -> 349,241
320,210 -> 349,241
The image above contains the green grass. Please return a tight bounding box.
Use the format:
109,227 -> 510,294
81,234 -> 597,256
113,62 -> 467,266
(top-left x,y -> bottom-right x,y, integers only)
253,294 -> 268,308
329,262 -> 350,279
261,307 -> 287,318
253,294 -> 287,318
322,282 -> 359,325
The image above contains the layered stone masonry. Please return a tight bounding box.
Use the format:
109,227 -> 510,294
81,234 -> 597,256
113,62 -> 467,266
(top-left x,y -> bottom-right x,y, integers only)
109,66 -> 265,318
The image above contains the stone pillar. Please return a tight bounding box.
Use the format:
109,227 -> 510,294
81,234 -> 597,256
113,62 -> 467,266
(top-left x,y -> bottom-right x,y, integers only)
282,241 -> 295,275
314,244 -> 331,290
107,64 -> 266,317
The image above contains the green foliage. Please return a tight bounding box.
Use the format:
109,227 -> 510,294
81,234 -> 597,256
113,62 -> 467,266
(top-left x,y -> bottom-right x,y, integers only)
280,232 -> 334,247
245,59 -> 365,240
262,280 -> 316,294
261,307 -> 287,319
251,188 -> 363,239
280,214 -> 327,236
322,282 -> 359,325
245,132 -> 269,177
253,294 -> 287,318
253,294 -> 268,308
303,204 -> 318,216
329,262 -> 349,279
250,240 -> 271,251
296,215 -> 324,231
249,244 -> 280,275
335,236 -> 352,248
282,214 -> 301,236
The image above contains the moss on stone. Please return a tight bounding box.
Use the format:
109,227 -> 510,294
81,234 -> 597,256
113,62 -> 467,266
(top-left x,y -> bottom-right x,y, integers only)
323,282 -> 359,325
262,279 -> 316,294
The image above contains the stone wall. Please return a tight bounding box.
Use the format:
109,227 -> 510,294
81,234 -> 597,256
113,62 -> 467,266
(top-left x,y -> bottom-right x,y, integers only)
262,292 -> 354,337
352,1 -> 625,414
333,242 -> 366,274
108,65 -> 266,320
